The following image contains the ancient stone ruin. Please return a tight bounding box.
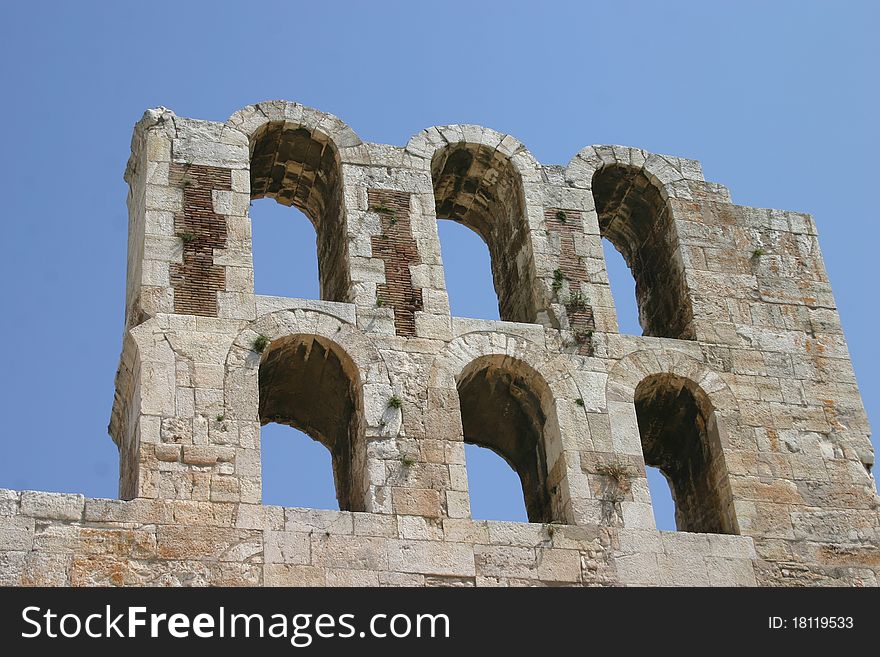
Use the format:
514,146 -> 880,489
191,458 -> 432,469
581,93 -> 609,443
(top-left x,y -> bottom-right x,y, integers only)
1,101 -> 877,586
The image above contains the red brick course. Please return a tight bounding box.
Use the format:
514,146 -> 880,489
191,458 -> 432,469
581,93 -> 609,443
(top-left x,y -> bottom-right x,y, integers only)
546,207 -> 596,355
169,163 -> 232,317
369,189 -> 423,337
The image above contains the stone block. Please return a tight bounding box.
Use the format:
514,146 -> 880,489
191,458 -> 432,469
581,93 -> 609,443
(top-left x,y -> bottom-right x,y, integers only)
388,540 -> 475,577
20,491 -> 84,521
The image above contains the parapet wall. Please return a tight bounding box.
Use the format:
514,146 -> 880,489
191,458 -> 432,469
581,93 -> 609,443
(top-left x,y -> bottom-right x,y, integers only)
0,100 -> 876,587
1,489 -> 758,586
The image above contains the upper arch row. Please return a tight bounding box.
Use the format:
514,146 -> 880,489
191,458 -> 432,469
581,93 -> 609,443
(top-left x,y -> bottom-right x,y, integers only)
224,99 -> 708,193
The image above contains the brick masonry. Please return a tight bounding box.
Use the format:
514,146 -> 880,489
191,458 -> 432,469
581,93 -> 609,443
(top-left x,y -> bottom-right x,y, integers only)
546,207 -> 596,355
368,189 -> 423,337
168,163 -> 232,317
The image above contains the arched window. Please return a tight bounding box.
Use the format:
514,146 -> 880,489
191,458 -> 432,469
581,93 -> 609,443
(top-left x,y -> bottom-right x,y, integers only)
645,466 -> 676,531
258,334 -> 365,511
592,164 -> 695,340
634,374 -> 736,533
250,198 -> 319,299
261,423 -> 337,509
431,143 -> 538,323
457,356 -> 561,523
464,443 -> 527,522
250,122 -> 349,302
436,220 -> 498,320
601,237 -> 640,335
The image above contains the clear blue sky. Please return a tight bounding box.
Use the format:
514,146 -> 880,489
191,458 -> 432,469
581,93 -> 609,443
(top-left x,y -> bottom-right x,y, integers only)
0,1 -> 876,532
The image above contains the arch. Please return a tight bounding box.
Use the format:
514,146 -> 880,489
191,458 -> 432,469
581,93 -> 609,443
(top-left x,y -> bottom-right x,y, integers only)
409,125 -> 543,324
225,307 -> 392,419
429,330 -> 581,404
227,100 -> 363,151
564,144 -> 704,194
430,330 -> 583,523
635,374 -> 736,533
227,101 -> 363,303
457,354 -> 557,522
566,145 -> 701,340
593,164 -> 694,339
605,348 -> 738,411
606,349 -> 739,534
259,333 -> 363,510
224,308 -> 392,510
405,125 -> 542,181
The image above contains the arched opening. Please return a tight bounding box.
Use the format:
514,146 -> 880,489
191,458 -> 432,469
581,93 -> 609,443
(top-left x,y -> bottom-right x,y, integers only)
645,466 -> 676,531
258,334 -> 365,511
464,444 -> 527,522
431,143 -> 538,323
634,374 -> 736,534
592,164 -> 695,340
457,356 -> 559,523
249,121 -> 349,302
250,198 -> 319,298
261,424 -> 337,509
601,237 -> 640,335
436,220 -> 499,320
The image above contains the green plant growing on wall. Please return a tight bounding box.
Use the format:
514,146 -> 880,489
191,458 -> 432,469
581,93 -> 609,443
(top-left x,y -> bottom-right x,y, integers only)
252,334 -> 269,353
573,328 -> 593,344
387,395 -> 403,409
596,462 -> 633,500
177,232 -> 197,244
546,520 -> 564,538
370,203 -> 393,214
552,268 -> 566,292
555,210 -> 567,223
566,291 -> 588,311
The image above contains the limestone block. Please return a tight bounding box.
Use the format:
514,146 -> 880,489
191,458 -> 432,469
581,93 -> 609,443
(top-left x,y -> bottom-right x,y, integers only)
615,552 -> 660,586
388,540 -> 475,577
264,564 -> 326,586
20,491 -> 84,521
235,503 -> 284,531
310,534 -> 388,570
264,531 -> 310,564
536,548 -> 581,582
415,311 -> 452,340
353,512 -> 398,538
285,508 -> 354,535
486,521 -> 546,547
445,491 -> 471,519
705,557 -> 757,586
0,552 -> 27,586
326,568 -> 380,586
0,489 -> 20,516
392,488 -> 442,518
157,526 -> 262,561
0,524 -> 33,551
474,544 -> 537,579
657,551 -> 710,587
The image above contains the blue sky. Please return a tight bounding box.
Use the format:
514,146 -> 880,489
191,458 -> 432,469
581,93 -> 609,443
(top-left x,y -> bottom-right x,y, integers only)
0,1 -> 876,532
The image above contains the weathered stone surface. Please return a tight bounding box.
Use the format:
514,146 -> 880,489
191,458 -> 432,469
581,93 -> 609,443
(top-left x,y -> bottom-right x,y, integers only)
20,491 -> 83,521
5,101 -> 877,588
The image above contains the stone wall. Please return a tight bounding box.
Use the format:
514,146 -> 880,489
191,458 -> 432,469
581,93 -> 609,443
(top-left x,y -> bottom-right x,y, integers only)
1,100 -> 876,586
0,489 -> 758,586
